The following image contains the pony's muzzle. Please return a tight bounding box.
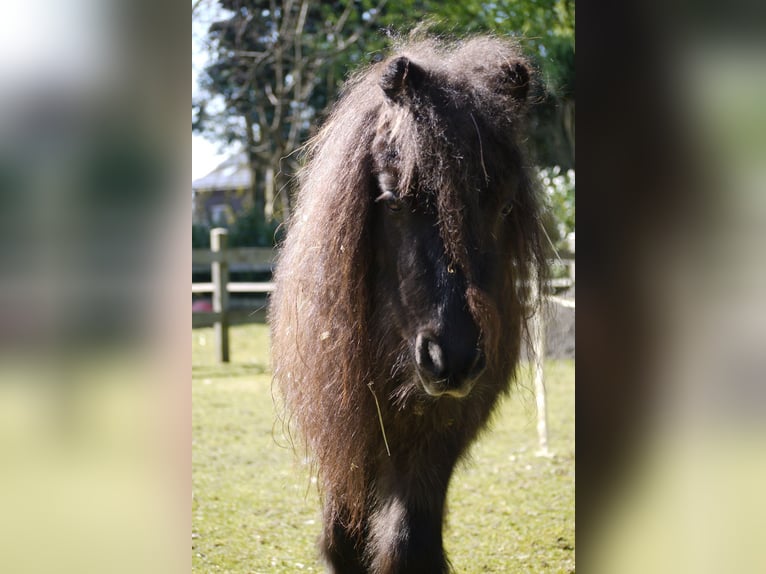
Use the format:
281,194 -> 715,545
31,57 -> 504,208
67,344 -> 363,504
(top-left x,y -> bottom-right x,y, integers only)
415,331 -> 487,398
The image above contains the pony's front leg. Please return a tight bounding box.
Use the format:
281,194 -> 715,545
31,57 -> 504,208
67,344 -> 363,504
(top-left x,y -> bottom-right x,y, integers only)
366,490 -> 450,574
319,503 -> 367,574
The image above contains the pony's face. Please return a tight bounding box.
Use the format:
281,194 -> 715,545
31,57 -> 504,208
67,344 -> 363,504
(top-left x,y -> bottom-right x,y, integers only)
368,52 -> 532,399
371,169 -> 492,399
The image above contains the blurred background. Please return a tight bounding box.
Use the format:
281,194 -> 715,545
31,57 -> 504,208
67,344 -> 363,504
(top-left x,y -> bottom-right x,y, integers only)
577,1 -> 766,572
0,0 -> 189,572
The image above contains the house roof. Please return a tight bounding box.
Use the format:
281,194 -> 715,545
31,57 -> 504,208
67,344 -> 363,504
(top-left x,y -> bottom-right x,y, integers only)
192,152 -> 252,192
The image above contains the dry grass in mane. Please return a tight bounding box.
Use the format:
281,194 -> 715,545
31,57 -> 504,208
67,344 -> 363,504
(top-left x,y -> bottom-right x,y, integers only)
270,34 -> 548,538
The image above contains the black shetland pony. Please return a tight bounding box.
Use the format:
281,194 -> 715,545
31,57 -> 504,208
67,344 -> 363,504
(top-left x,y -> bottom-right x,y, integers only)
271,35 -> 547,573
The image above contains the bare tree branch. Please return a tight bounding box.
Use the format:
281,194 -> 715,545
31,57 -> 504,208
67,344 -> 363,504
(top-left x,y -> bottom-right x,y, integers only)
192,0 -> 205,17
199,0 -> 393,221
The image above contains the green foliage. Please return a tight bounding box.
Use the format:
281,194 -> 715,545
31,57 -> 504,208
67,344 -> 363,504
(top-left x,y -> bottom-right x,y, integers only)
226,206 -> 283,247
378,1 -> 574,97
192,222 -> 211,249
540,166 -> 576,252
192,323 -> 575,573
192,207 -> 283,248
380,1 -> 574,51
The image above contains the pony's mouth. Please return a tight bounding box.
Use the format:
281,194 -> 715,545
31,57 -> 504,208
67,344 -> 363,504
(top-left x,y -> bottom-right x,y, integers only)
415,370 -> 481,399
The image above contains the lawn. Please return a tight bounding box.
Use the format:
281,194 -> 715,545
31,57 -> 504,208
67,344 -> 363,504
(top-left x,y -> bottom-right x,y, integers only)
192,322 -> 574,573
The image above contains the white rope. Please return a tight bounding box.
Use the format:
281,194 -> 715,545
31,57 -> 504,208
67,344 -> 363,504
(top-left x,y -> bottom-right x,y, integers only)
532,286 -> 574,458
548,295 -> 575,309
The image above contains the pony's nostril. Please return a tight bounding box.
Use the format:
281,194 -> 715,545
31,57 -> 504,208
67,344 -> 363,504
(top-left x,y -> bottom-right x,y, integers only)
468,350 -> 487,379
415,332 -> 446,378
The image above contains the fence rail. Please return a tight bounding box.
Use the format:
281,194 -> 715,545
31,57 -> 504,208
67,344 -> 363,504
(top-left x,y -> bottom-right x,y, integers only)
192,282 -> 275,294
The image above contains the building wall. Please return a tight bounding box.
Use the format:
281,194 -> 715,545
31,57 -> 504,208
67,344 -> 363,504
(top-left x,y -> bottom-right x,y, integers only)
192,187 -> 253,227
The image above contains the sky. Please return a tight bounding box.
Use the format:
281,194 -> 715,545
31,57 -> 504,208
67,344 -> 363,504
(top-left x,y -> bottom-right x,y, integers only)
192,133 -> 228,181
192,1 -> 232,181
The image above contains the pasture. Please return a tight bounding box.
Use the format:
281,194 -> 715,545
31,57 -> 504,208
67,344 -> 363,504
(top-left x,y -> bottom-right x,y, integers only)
192,322 -> 574,573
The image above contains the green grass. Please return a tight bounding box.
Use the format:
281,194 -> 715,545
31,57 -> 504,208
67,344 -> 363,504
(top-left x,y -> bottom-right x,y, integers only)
193,323 -> 574,573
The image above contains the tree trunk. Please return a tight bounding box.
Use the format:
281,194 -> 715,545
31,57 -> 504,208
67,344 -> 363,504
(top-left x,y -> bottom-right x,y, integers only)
264,165 -> 274,222
245,115 -> 265,217
281,179 -> 291,221
562,99 -> 575,164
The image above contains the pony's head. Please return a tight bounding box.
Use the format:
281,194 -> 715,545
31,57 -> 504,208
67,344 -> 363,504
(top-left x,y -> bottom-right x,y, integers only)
366,37 -> 545,400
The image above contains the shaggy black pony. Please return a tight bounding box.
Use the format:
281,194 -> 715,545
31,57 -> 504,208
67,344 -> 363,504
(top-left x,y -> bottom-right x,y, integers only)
271,35 -> 547,573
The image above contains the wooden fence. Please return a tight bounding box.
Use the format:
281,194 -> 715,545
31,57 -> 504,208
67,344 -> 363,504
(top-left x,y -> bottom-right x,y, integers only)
192,228 -> 276,362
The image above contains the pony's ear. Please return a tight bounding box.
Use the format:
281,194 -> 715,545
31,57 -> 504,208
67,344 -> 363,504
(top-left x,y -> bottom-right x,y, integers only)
380,56 -> 424,102
497,60 -> 531,102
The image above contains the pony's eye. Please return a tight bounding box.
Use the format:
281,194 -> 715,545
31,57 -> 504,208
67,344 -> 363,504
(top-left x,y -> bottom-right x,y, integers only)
500,202 -> 514,217
375,190 -> 403,212
386,198 -> 403,212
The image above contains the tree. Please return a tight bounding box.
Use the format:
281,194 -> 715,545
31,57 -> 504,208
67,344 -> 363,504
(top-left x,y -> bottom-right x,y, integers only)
194,0 -> 575,225
193,0 -> 388,223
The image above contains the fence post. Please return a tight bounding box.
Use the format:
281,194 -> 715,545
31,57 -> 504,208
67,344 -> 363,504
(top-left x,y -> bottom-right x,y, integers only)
531,277 -> 553,458
211,228 -> 230,363
532,308 -> 552,457
567,234 -> 576,283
